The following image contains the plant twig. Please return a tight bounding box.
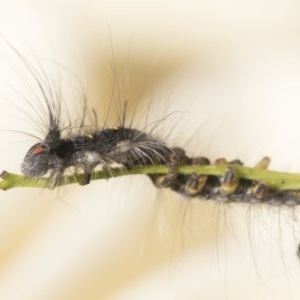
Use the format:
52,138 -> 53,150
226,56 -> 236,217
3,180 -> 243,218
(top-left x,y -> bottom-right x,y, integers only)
1,164 -> 300,191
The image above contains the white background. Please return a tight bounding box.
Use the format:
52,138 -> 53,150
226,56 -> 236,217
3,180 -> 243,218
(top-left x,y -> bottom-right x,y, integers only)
0,1 -> 300,299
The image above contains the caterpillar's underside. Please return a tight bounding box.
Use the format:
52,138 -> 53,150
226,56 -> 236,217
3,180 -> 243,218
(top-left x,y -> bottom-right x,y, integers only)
149,149 -> 300,206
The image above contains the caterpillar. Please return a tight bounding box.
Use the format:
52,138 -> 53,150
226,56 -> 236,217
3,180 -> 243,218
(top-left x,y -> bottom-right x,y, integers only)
20,132 -> 300,206
1,36 -> 300,209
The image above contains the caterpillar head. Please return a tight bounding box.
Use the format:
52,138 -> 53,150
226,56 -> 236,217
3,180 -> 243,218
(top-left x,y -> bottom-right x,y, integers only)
21,128 -> 63,178
21,142 -> 52,177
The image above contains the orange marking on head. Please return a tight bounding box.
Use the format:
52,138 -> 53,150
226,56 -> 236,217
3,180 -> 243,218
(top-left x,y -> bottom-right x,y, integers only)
33,146 -> 44,155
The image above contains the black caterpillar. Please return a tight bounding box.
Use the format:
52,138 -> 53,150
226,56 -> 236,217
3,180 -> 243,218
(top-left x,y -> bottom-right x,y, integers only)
21,128 -> 300,206
4,38 -> 300,206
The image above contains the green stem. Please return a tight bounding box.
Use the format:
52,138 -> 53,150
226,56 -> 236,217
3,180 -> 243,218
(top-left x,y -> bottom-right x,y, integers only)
1,164 -> 300,191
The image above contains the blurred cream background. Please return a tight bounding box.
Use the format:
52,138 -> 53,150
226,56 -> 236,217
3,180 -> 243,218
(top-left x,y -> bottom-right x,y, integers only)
1,1 -> 300,299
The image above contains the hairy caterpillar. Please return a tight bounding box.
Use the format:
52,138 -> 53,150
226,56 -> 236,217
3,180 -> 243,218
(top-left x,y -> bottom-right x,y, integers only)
6,42 -> 300,207
2,33 -> 300,207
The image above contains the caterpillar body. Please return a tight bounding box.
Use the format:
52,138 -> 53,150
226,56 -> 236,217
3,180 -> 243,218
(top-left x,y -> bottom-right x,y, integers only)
20,124 -> 300,207
1,38 -> 299,208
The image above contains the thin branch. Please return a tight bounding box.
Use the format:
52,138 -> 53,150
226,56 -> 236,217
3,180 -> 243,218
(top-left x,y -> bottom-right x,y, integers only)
1,164 -> 300,191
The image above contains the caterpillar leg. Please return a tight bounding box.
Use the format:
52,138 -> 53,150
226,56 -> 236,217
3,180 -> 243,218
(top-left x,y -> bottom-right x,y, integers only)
150,147 -> 187,188
251,182 -> 272,199
254,156 -> 270,170
148,148 -> 212,197
251,157 -> 274,200
219,160 -> 242,196
177,157 -> 210,197
80,165 -> 113,186
80,172 -> 92,185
